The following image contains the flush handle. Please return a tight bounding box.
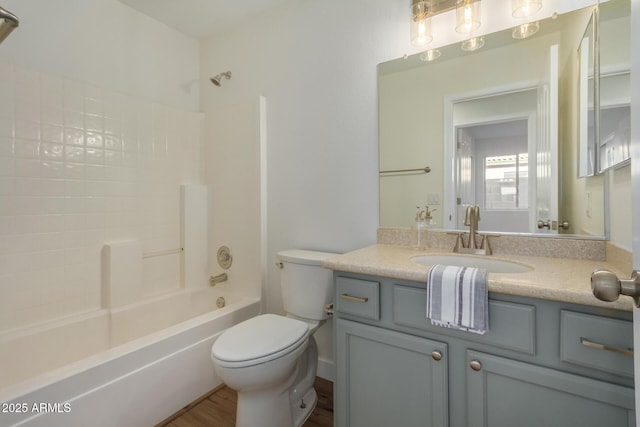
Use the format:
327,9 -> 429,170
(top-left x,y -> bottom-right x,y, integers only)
324,303 -> 334,316
591,269 -> 640,307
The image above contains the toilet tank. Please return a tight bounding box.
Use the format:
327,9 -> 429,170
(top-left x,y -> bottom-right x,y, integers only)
277,249 -> 338,321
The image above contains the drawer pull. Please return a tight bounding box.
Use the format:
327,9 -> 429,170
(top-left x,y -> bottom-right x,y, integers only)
580,337 -> 634,357
431,350 -> 443,361
470,360 -> 482,371
340,293 -> 369,303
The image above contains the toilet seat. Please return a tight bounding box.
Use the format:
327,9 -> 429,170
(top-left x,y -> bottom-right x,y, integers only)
212,314 -> 309,368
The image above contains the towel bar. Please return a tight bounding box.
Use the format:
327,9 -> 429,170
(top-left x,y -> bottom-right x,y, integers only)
142,247 -> 184,259
379,166 -> 431,174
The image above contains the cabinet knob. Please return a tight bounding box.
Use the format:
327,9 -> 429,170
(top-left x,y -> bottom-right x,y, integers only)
431,350 -> 443,361
470,360 -> 482,371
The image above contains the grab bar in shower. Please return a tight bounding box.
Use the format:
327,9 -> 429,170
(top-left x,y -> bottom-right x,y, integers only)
142,247 -> 184,259
0,6 -> 19,44
379,166 -> 431,174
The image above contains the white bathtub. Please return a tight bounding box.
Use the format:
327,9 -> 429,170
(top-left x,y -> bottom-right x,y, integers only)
0,288 -> 260,427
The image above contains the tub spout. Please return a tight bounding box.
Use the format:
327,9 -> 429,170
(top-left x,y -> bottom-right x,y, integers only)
209,273 -> 228,286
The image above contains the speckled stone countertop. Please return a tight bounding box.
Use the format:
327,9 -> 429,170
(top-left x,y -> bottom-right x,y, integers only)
323,244 -> 634,311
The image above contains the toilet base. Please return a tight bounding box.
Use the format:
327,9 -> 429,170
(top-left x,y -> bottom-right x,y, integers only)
235,385 -> 317,427
292,387 -> 318,427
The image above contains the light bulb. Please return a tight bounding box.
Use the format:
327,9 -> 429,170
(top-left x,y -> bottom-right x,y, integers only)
411,0 -> 432,46
456,0 -> 481,34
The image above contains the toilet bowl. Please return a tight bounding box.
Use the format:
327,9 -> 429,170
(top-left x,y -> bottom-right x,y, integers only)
211,249 -> 336,427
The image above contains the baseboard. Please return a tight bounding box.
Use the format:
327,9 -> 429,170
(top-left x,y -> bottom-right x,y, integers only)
317,357 -> 335,382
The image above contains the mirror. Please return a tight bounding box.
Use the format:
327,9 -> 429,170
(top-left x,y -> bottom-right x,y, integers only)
578,13 -> 596,178
379,1 -> 629,237
597,0 -> 631,173
579,1 -> 631,177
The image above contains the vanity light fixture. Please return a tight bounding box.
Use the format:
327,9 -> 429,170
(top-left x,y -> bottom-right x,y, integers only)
455,0 -> 482,34
420,49 -> 442,61
512,0 -> 542,18
411,0 -> 433,46
512,21 -> 540,39
511,0 -> 541,39
409,0 -> 484,50
461,36 -> 485,51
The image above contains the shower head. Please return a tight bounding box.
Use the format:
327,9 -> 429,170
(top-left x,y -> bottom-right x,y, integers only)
0,6 -> 19,45
210,71 -> 232,87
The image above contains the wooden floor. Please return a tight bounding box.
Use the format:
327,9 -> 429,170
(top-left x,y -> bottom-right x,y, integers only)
159,377 -> 333,427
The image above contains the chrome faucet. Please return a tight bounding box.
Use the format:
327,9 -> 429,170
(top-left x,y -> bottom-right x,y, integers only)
464,205 -> 480,249
453,205 -> 491,255
209,273 -> 228,286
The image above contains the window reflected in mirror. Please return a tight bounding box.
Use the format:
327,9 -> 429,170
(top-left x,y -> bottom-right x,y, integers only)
484,154 -> 529,210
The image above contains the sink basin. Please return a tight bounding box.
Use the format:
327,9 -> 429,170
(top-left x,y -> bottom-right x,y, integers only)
411,254 -> 532,274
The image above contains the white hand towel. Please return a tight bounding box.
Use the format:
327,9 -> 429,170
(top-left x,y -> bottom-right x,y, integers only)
426,264 -> 489,334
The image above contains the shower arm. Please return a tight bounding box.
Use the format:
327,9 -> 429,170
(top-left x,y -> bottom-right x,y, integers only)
0,7 -> 18,26
0,6 -> 19,44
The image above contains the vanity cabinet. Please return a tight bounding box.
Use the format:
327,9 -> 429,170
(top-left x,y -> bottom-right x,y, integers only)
333,273 -> 636,427
466,350 -> 634,427
336,319 -> 448,427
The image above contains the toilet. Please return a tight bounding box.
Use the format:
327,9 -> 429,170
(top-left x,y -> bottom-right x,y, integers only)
211,249 -> 337,427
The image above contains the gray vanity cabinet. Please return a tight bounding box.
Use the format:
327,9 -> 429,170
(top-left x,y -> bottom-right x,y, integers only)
335,319 -> 448,427
466,350 -> 635,427
333,273 -> 636,427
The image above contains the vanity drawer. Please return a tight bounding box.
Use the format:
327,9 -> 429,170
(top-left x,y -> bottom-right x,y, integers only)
392,285 -> 535,354
560,310 -> 634,378
335,277 -> 380,320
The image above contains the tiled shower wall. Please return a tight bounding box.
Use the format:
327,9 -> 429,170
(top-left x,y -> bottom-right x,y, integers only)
0,62 -> 204,333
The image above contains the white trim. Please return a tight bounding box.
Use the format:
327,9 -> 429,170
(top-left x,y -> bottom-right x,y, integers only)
316,357 -> 335,382
630,0 -> 640,420
549,44 -> 560,230
259,96 -> 268,315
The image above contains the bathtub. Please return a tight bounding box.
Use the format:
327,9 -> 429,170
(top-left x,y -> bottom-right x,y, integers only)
0,287 -> 261,427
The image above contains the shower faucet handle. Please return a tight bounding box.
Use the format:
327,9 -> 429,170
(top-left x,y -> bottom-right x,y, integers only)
217,246 -> 233,269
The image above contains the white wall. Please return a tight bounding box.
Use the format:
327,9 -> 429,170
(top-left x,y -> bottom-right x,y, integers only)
0,0 -> 200,111
203,100 -> 262,300
200,0 -> 402,372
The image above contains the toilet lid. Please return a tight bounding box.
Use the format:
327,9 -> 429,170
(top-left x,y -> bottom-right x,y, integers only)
212,314 -> 309,364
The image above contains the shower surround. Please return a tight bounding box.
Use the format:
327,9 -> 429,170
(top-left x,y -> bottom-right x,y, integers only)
0,61 -> 204,341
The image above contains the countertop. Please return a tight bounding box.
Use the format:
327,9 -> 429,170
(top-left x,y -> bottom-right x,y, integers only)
323,244 -> 634,311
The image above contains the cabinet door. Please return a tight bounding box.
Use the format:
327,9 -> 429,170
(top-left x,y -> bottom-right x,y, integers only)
335,318 -> 448,427
466,350 -> 636,427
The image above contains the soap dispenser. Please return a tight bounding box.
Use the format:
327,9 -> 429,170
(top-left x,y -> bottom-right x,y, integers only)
424,206 -> 436,228
414,206 -> 435,249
